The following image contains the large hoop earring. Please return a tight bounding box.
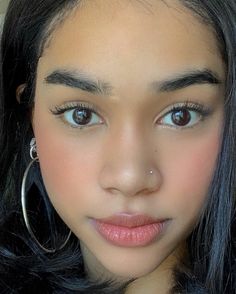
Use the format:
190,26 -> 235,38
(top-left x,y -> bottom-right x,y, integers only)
21,138 -> 72,253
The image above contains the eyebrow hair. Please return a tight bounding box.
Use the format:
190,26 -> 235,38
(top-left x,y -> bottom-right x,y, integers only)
45,68 -> 222,96
156,69 -> 221,92
44,69 -> 113,96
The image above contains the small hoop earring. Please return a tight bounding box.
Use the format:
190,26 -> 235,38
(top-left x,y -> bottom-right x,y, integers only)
21,138 -> 71,253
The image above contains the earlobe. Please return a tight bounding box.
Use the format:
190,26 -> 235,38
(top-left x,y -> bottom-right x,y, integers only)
16,83 -> 27,103
31,108 -> 35,133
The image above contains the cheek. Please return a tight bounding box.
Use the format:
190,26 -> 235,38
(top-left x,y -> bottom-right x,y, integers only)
162,131 -> 221,219
34,125 -> 102,219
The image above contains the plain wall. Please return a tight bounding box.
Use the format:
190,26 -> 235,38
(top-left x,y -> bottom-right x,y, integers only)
0,0 -> 9,14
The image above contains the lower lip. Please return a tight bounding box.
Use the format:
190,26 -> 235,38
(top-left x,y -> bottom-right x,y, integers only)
93,220 -> 166,247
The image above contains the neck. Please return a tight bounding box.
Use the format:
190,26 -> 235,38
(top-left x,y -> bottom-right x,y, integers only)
125,244 -> 186,294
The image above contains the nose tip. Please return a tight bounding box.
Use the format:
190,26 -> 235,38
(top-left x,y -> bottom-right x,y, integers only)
99,165 -> 162,197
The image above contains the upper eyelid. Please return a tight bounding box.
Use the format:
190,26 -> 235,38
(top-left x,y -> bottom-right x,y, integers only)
50,101 -> 100,115
49,101 -> 210,131
51,103 -> 104,129
50,100 -> 210,120
157,101 -> 208,118
163,101 -> 205,110
155,102 -> 211,129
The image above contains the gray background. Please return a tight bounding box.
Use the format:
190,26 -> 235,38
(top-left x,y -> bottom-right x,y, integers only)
0,0 -> 9,14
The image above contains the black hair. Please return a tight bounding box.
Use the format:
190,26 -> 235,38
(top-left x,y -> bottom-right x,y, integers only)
173,1 -> 236,293
0,0 -> 235,293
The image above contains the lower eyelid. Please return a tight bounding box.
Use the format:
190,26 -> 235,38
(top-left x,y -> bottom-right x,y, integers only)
50,102 -> 212,130
156,108 -> 209,129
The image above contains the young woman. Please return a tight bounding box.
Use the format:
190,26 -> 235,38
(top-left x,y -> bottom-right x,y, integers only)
0,0 -> 235,293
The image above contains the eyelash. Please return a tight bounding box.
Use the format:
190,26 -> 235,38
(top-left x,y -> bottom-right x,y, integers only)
51,102 -> 97,115
50,100 -> 212,130
157,101 -> 211,129
50,102 -> 102,129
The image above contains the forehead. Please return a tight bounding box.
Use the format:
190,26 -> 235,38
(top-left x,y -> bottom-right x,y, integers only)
38,0 -> 225,84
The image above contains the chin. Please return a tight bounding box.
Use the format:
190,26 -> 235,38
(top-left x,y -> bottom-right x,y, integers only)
98,252 -> 165,280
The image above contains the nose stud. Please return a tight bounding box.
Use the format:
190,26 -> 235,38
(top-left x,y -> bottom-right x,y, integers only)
149,170 -> 153,175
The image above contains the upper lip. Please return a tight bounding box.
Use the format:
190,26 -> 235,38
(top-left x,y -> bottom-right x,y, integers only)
96,213 -> 165,228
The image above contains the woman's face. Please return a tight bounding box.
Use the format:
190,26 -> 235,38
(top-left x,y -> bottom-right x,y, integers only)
33,0 -> 224,284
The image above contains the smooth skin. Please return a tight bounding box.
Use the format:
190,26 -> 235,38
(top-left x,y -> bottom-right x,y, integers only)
31,0 -> 225,293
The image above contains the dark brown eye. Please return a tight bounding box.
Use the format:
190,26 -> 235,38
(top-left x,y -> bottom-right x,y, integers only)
156,103 -> 208,129
51,104 -> 104,128
73,108 -> 92,125
171,109 -> 191,126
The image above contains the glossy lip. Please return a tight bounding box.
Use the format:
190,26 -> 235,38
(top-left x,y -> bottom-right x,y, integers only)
92,213 -> 169,247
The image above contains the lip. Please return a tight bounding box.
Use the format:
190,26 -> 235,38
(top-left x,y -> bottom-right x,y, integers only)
92,213 -> 168,247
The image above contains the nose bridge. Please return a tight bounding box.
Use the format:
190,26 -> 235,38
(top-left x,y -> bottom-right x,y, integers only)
108,121 -> 150,167
99,122 -> 162,197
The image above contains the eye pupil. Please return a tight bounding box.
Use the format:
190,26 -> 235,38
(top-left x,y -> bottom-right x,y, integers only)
73,108 -> 92,125
171,109 -> 191,126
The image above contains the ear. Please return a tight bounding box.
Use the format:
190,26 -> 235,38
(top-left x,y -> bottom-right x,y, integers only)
16,83 -> 35,133
31,107 -> 35,133
16,83 -> 26,103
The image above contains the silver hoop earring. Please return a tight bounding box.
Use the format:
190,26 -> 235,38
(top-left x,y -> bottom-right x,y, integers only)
21,138 -> 71,253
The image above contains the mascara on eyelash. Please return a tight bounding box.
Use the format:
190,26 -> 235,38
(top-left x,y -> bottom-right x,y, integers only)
167,101 -> 212,116
156,101 -> 213,130
50,103 -> 97,115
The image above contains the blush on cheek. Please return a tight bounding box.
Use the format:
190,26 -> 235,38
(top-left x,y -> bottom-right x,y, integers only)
164,132 -> 221,216
35,131 -> 98,212
184,135 -> 220,189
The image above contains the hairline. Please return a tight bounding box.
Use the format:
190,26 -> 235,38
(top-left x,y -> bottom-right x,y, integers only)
39,1 -> 80,58
38,0 -> 224,58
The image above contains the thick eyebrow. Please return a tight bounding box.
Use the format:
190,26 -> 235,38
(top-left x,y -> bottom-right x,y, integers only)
45,68 -> 221,96
155,69 -> 221,92
44,69 -> 113,96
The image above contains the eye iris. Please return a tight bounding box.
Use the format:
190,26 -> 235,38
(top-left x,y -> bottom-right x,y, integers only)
171,109 -> 191,126
73,108 -> 92,125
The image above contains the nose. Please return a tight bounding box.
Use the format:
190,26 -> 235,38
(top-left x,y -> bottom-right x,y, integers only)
98,129 -> 162,198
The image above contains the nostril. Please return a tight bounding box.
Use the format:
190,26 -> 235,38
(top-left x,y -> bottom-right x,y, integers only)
106,187 -> 121,195
100,167 -> 162,198
137,188 -> 156,196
